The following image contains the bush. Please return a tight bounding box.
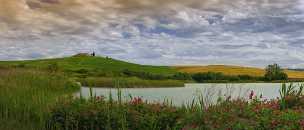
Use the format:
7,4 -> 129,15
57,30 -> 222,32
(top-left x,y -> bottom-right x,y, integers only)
47,62 -> 59,73
122,69 -> 168,80
264,64 -> 288,81
192,72 -> 224,82
171,72 -> 192,80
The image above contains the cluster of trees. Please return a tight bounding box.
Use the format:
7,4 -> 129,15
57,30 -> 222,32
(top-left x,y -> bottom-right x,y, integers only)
264,63 -> 288,81
191,72 -> 260,83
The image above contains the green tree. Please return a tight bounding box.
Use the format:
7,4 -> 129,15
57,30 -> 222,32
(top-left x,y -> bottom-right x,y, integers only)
264,63 -> 288,81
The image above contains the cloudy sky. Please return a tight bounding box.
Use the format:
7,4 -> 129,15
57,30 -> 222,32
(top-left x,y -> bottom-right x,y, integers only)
1,0 -> 304,68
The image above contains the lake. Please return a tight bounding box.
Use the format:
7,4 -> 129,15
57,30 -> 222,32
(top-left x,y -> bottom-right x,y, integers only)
77,83 -> 301,106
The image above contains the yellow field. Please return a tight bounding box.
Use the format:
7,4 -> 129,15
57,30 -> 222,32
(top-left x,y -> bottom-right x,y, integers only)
173,65 -> 304,79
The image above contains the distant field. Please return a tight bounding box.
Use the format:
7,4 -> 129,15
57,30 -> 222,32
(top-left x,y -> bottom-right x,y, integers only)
174,65 -> 304,79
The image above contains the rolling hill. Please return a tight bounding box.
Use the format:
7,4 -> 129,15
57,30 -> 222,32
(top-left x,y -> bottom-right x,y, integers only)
0,55 -> 177,77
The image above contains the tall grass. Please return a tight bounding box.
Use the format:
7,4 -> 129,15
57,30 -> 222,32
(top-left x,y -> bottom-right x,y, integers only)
80,77 -> 185,88
0,68 -> 79,130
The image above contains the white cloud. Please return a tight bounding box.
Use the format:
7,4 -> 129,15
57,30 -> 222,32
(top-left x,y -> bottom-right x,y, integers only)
0,0 -> 304,68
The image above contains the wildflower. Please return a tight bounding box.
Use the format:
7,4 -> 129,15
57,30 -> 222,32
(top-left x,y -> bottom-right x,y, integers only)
270,120 -> 279,128
182,124 -> 198,130
226,96 -> 232,101
299,119 -> 304,128
131,97 -> 143,105
95,96 -> 104,101
249,90 -> 254,100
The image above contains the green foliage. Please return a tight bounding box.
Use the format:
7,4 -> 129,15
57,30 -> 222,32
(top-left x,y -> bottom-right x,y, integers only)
279,83 -> 304,109
47,62 -> 59,73
0,68 -> 79,130
48,84 -> 304,130
122,69 -> 168,80
171,72 -> 193,80
191,72 -> 259,83
80,77 -> 184,88
265,63 -> 288,81
48,97 -> 183,130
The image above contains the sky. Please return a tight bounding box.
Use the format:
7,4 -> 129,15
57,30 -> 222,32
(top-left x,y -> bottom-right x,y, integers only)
0,0 -> 304,68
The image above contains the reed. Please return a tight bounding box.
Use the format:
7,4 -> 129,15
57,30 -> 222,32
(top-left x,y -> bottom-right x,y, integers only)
0,68 -> 79,130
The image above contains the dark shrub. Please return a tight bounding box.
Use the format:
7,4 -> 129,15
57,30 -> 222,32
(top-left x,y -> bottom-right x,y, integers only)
264,64 -> 288,81
171,72 -> 192,80
122,69 -> 168,80
47,62 -> 59,73
192,72 -> 225,82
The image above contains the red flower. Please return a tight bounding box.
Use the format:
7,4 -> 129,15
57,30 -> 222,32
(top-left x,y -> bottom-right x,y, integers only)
131,97 -> 143,105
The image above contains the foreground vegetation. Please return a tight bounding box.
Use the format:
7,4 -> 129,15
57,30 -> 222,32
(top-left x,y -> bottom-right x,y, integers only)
0,68 -> 79,130
49,84 -> 304,130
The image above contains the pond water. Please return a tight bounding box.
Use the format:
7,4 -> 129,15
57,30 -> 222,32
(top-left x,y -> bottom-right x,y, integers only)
76,83 -> 302,106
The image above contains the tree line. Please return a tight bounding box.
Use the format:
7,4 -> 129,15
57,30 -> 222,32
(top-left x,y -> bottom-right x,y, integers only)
122,63 -> 288,82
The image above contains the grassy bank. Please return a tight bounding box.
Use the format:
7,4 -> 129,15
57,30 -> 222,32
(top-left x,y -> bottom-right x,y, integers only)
0,68 -> 79,130
79,77 -> 185,88
49,84 -> 304,130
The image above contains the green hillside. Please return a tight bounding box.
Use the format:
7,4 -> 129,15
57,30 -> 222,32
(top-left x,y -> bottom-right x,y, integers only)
0,55 -> 177,77
0,55 -> 184,87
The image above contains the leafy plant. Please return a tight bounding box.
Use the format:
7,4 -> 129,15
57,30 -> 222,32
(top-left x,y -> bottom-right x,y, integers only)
279,83 -> 304,109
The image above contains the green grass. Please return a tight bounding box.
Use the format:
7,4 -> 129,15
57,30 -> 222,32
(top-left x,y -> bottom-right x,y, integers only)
0,56 -> 177,77
80,77 -> 185,88
0,55 -> 185,87
0,68 -> 80,130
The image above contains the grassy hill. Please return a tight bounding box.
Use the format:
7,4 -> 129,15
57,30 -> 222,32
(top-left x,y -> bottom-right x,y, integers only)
174,65 -> 304,79
0,55 -> 177,77
0,55 -> 184,87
